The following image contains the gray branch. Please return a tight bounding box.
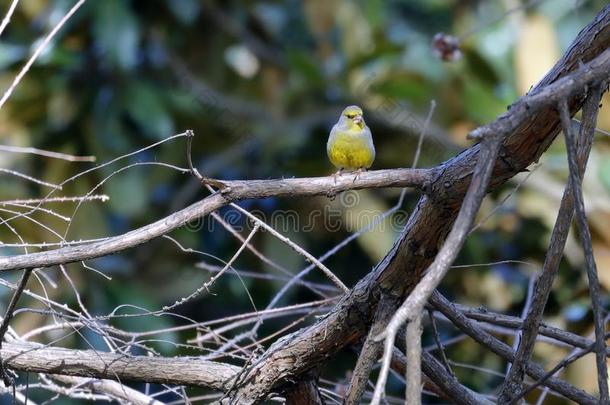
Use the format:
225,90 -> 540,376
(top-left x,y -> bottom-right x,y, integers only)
2,341 -> 239,391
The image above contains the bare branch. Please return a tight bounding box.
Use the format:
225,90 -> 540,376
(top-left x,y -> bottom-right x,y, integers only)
0,0 -> 88,109
405,312 -> 423,404
0,0 -> 19,37
429,292 -> 597,404
0,167 -> 430,272
371,127 -> 503,404
162,223 -> 261,311
0,168 -> 62,190
559,94 -> 609,402
0,145 -> 96,162
509,333 -> 610,404
469,47 -> 610,141
427,309 -> 453,375
51,375 -> 164,405
420,351 -> 492,405
344,297 -> 398,405
388,328 -> 492,404
0,195 -> 108,205
498,83 -> 603,403
0,268 -> 33,386
453,303 -> 609,352
2,341 -> 239,390
285,376 -> 325,405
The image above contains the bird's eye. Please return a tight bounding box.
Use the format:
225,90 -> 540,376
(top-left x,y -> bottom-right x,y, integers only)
346,113 -> 355,119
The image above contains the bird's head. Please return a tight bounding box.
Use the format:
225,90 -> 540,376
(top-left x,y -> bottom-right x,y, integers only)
341,105 -> 365,130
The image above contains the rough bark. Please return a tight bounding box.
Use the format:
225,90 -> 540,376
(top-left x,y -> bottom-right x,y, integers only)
2,342 -> 239,390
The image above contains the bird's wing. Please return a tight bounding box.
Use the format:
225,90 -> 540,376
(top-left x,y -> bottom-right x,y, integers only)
364,126 -> 375,164
327,124 -> 340,155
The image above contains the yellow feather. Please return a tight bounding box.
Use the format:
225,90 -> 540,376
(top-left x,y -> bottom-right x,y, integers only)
327,127 -> 375,170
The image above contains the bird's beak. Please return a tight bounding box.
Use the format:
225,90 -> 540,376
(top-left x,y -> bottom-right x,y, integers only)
353,115 -> 364,128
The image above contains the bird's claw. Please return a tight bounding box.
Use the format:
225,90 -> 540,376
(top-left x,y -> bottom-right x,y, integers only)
352,168 -> 366,184
332,169 -> 343,185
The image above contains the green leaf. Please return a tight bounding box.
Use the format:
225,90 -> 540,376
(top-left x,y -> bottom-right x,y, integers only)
462,77 -> 507,123
287,51 -> 324,85
371,74 -> 431,103
92,0 -> 139,70
104,168 -> 148,216
123,82 -> 174,140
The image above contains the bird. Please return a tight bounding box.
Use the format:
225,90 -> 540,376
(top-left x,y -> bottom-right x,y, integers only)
327,105 -> 375,180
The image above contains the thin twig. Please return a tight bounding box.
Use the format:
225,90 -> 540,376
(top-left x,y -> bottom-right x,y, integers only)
0,0 -> 19,37
0,268 -> 34,386
0,168 -> 62,190
0,0 -> 88,109
427,309 -> 453,375
235,207 -> 349,293
0,195 -> 109,205
161,225 -> 261,312
509,334 -> 610,404
452,303 -> 607,352
0,145 -> 96,162
505,272 -> 536,375
412,100 -> 436,169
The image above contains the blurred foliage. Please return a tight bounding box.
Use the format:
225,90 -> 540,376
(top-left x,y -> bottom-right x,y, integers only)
1,0 -> 610,403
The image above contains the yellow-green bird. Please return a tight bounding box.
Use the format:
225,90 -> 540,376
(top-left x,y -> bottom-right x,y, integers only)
327,105 -> 375,177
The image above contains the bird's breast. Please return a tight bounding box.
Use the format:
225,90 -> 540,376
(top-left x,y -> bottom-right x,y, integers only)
327,130 -> 375,170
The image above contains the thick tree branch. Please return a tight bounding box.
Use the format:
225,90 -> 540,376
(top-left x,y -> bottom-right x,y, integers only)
2,341 -> 239,390
285,377 -> 325,405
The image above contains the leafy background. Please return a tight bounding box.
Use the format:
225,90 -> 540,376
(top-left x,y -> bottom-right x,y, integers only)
1,0 -> 610,403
